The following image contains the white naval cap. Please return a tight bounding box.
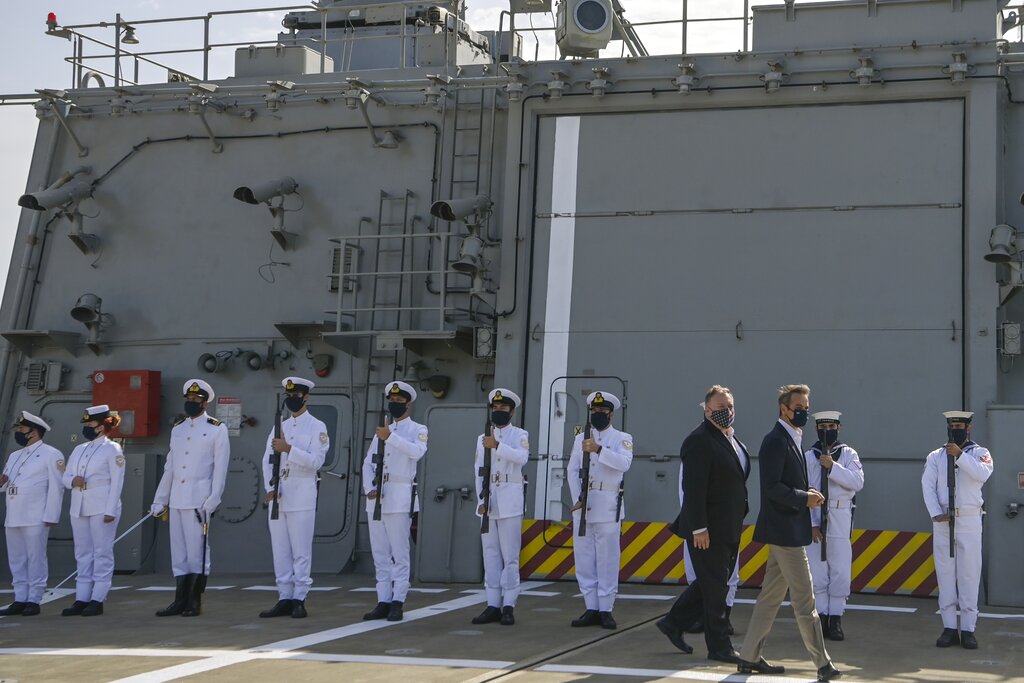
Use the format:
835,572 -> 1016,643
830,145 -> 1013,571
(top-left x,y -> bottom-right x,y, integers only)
813,411 -> 842,424
15,410 -> 50,432
82,404 -> 112,423
587,391 -> 621,411
943,410 -> 974,423
488,388 -> 521,408
183,378 -> 215,402
282,376 -> 315,393
384,380 -> 417,402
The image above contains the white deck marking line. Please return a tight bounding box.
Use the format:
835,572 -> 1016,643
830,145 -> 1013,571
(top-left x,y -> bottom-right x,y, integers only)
461,589 -> 559,597
241,586 -> 337,592
536,663 -> 822,682
350,587 -> 448,594
105,581 -> 551,682
571,593 -> 674,601
0,647 -> 513,670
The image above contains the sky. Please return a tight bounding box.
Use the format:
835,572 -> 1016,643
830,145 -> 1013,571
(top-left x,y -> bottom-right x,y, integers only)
0,0 -> 757,291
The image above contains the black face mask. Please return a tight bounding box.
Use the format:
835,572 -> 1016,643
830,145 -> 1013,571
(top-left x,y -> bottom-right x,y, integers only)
790,407 -> 809,428
184,401 -> 204,417
82,426 -> 99,441
13,431 -> 29,447
709,408 -> 734,429
590,411 -> 611,431
285,395 -> 306,413
948,427 -> 968,446
491,410 -> 512,427
817,428 -> 839,447
388,401 -> 407,420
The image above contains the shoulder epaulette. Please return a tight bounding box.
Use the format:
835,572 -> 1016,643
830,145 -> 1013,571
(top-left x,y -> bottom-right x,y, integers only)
207,417 -> 222,426
173,416 -> 187,426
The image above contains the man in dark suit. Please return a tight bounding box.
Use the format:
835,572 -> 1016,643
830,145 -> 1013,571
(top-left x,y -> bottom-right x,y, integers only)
657,385 -> 749,663
738,384 -> 841,682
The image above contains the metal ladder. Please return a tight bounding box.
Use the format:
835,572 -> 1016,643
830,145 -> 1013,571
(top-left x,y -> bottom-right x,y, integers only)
368,189 -> 414,336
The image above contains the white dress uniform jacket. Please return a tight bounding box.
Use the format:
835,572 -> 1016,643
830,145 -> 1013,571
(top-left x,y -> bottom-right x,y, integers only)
805,443 -> 865,616
474,424 -> 530,519
362,417 -> 428,514
3,442 -> 64,527
64,436 -> 126,519
154,413 -> 230,512
921,441 -> 994,632
262,411 -> 330,511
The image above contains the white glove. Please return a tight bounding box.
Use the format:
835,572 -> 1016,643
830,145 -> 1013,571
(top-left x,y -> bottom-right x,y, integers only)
150,503 -> 165,516
201,497 -> 220,515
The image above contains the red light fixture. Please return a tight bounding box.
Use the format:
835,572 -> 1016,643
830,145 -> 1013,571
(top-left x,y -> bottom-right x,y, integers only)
46,12 -> 58,31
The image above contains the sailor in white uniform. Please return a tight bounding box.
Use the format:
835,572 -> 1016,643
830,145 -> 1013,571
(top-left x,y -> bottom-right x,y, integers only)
150,379 -> 230,617
805,411 -> 864,641
471,388 -> 530,627
0,412 -> 64,616
568,391 -> 633,630
921,410 -> 994,650
61,405 -> 126,617
361,381 -> 428,622
259,376 -> 330,619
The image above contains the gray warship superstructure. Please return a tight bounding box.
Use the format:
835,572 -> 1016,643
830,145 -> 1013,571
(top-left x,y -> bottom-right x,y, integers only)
2,0 -> 1023,611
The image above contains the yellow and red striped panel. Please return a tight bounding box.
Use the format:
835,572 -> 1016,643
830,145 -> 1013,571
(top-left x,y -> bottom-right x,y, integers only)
519,520 -> 937,596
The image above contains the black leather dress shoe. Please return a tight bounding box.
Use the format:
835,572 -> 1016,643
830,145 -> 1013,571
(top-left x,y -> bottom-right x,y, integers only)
20,602 -> 40,616
472,606 -> 502,624
707,649 -> 742,665
260,599 -> 295,618
599,611 -> 617,629
737,657 -> 786,674
571,609 -> 600,627
500,606 -> 515,626
0,601 -> 26,616
818,663 -> 842,681
363,601 -> 390,620
828,615 -> 844,641
291,600 -> 307,618
386,600 -> 404,621
960,631 -> 978,649
936,627 -> 960,648
81,600 -> 104,616
62,600 -> 88,616
655,618 -> 693,654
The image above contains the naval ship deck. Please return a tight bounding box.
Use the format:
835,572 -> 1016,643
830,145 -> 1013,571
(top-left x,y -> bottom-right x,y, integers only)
1,574 -> 1021,682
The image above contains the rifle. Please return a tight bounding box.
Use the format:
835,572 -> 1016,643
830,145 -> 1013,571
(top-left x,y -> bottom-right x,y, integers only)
947,447 -> 956,558
818,444 -> 831,562
372,405 -> 388,521
577,412 -> 593,537
269,394 -> 284,520
479,411 -> 493,534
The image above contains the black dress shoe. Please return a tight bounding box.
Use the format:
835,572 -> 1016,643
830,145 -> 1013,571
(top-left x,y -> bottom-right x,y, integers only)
960,630 -> 978,649
20,602 -> 40,616
0,601 -> 26,616
500,606 -> 515,626
707,649 -> 742,665
936,627 -> 960,648
685,618 -> 704,634
817,663 -> 842,681
738,657 -> 786,674
62,601 -> 88,616
472,606 -> 502,624
655,618 -> 693,654
571,609 -> 600,627
819,613 -> 830,640
81,600 -> 104,616
363,601 -> 390,620
828,615 -> 844,641
260,599 -> 295,618
290,600 -> 307,618
599,611 -> 617,629
386,600 -> 404,621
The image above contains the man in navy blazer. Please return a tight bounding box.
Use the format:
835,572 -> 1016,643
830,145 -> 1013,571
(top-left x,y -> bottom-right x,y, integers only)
738,384 -> 841,682
658,385 -> 749,662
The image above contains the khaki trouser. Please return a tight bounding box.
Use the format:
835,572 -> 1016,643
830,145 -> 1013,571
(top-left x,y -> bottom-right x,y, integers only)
740,544 -> 832,668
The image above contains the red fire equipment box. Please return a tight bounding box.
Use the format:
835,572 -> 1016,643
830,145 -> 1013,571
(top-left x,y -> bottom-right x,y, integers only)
91,370 -> 162,438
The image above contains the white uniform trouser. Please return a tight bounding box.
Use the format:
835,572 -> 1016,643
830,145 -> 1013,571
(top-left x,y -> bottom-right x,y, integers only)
4,525 -> 48,603
932,515 -> 983,632
269,509 -> 315,601
482,516 -> 522,608
574,520 -> 620,612
807,508 -> 854,616
683,541 -> 739,606
71,513 -> 120,602
169,508 -> 209,576
369,512 -> 412,603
